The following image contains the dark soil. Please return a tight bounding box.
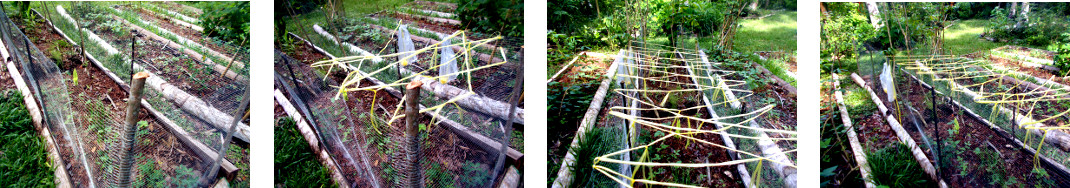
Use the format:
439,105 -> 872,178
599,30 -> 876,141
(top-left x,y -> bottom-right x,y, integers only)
876,71 -> 1060,187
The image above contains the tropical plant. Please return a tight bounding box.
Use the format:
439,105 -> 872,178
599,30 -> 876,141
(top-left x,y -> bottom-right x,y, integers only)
200,1 -> 250,44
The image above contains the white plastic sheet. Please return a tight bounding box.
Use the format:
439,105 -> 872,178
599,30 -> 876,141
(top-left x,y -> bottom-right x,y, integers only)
438,33 -> 457,83
881,62 -> 896,102
397,25 -> 417,66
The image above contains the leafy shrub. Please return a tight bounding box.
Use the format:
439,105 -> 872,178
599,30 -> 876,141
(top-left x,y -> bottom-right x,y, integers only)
821,2 -> 876,62
200,1 -> 250,44
948,2 -> 999,20
548,81 -> 599,127
1053,32 -> 1070,76
458,0 -> 523,37
986,4 -> 1070,46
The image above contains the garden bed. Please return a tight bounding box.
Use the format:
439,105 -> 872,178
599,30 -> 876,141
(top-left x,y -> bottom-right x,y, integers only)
8,9 -> 210,186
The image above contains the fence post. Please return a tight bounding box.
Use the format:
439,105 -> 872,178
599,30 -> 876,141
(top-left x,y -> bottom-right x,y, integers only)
404,80 -> 423,187
200,90 -> 250,186
117,72 -> 149,187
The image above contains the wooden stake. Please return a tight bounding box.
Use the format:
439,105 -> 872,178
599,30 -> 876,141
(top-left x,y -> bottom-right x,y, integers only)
117,72 -> 149,187
403,79 -> 423,188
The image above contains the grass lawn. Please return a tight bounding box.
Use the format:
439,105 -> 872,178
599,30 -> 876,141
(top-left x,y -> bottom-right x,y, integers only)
734,10 -> 797,54
0,90 -> 55,187
943,19 -> 1043,55
274,117 -> 336,187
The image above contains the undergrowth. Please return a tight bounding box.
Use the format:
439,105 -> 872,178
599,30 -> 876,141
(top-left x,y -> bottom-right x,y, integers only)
0,90 -> 55,187
274,117 -> 336,187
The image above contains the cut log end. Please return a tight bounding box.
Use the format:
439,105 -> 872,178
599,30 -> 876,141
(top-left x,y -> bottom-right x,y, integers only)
407,80 -> 424,90
134,72 -> 150,79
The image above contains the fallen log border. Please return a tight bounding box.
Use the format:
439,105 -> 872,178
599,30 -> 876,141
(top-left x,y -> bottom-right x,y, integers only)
831,73 -> 876,188
37,8 -> 240,176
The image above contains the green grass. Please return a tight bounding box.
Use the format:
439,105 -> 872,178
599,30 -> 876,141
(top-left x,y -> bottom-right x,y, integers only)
275,117 -> 337,187
0,90 -> 56,187
566,126 -> 624,188
867,143 -> 934,188
734,10 -> 797,54
943,19 -> 1043,55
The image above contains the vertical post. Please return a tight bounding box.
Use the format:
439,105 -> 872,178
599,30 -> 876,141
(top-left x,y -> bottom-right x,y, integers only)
492,58 -> 523,186
403,80 -> 423,187
117,72 -> 149,187
931,85 -> 938,179
200,90 -> 250,186
130,31 -> 135,83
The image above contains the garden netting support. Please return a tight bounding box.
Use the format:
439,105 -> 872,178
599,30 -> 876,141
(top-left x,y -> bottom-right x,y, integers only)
3,2 -> 250,186
281,19 -> 524,186
588,40 -> 797,188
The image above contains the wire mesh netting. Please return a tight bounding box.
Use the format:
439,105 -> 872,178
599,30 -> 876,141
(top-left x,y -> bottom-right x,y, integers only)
2,1 -> 249,187
581,41 -> 796,187
853,48 -> 1070,185
278,7 -> 523,185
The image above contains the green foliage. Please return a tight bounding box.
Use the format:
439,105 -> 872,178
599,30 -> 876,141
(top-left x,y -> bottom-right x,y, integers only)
274,117 -> 336,187
547,81 -> 599,127
821,2 -> 876,62
461,161 -> 491,187
425,162 -> 453,187
948,2 -> 999,20
173,165 -> 198,188
458,0 -> 523,37
986,4 -> 1070,47
134,155 -> 167,188
1053,32 -> 1070,76
200,1 -> 250,44
867,143 -> 934,187
568,127 -> 622,188
0,90 -> 55,187
650,0 -> 724,37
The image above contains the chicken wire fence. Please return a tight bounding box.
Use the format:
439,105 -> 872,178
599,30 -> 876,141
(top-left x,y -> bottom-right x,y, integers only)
853,48 -> 1070,185
278,22 -> 522,186
2,2 -> 248,187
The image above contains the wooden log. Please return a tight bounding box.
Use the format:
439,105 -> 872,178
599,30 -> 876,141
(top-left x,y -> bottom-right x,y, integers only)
551,50 -> 624,188
912,61 -> 1070,152
6,61 -> 72,188
497,166 -> 520,188
406,8 -> 454,18
414,0 -> 457,9
288,32 -> 522,161
750,61 -> 797,95
832,73 -> 876,188
113,15 -> 246,82
851,73 -> 948,188
141,7 -> 203,32
37,10 -> 240,175
311,24 -> 383,63
274,90 -> 351,188
393,12 -> 460,25
546,54 -> 581,84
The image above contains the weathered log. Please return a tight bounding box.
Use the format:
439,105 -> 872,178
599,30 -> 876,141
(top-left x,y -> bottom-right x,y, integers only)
851,73 -> 948,188
274,90 -> 351,188
751,61 -> 797,95
393,12 -> 460,25
551,50 -> 624,188
497,166 -> 520,188
832,73 -> 876,188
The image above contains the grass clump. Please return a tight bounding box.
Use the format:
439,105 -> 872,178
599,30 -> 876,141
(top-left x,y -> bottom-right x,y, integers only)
0,90 -> 55,187
567,126 -> 623,188
867,143 -> 934,188
274,117 -> 336,187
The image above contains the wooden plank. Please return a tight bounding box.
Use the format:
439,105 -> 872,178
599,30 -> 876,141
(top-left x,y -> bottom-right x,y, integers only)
831,73 -> 876,188
851,73 -> 948,188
